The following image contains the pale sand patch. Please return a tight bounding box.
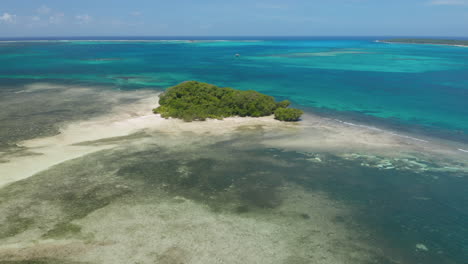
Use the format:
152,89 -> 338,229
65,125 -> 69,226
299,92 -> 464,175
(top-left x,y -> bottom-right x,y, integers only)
270,50 -> 372,58
76,198 -> 291,264
0,239 -> 92,261
0,185 -> 372,263
53,184 -> 374,264
0,144 -> 113,189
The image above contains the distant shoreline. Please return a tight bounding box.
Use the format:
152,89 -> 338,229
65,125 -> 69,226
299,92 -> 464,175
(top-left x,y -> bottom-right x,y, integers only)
376,39 -> 468,48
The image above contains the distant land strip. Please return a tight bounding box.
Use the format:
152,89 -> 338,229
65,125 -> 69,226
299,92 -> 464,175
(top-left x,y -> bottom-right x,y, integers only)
377,38 -> 468,47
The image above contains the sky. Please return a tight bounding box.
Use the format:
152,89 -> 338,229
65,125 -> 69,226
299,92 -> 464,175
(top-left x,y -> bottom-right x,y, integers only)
0,0 -> 467,37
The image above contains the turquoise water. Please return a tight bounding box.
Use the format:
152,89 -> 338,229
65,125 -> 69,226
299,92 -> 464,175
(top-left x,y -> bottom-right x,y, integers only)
1,37 -> 467,137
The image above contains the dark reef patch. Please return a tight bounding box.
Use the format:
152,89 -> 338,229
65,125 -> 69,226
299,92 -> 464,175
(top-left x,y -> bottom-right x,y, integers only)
0,216 -> 34,239
116,146 -> 289,210
42,223 -> 82,239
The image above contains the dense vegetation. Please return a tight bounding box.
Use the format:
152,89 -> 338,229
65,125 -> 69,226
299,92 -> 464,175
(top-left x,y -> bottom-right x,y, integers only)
381,38 -> 468,46
274,108 -> 303,122
153,81 -> 303,122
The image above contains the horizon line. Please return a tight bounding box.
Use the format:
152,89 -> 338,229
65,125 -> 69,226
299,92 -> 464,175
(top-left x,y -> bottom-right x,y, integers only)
0,35 -> 467,39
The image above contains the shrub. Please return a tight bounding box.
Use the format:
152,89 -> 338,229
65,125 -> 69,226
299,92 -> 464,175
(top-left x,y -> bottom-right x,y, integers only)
274,108 -> 303,122
276,100 -> 291,109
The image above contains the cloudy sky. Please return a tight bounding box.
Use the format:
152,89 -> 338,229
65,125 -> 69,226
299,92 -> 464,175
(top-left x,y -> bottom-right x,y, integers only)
0,0 -> 467,37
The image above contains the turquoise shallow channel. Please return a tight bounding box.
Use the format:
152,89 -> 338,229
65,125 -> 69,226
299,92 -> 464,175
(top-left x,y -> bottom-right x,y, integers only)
0,37 -> 467,264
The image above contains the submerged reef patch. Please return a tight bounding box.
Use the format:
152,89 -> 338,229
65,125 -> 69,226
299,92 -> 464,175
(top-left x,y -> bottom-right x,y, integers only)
0,130 -> 466,263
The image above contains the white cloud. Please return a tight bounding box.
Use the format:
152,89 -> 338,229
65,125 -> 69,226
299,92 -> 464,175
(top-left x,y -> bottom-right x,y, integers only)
37,5 -> 51,14
0,13 -> 16,24
75,14 -> 92,24
49,13 -> 65,24
31,16 -> 41,22
428,0 -> 468,5
131,11 -> 142,16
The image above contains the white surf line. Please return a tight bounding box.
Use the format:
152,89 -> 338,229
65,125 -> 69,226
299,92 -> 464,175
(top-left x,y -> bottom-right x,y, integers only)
331,118 -> 468,154
387,132 -> 429,143
331,119 -> 430,143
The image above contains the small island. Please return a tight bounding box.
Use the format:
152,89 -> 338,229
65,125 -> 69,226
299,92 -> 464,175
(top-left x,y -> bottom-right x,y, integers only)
153,81 -> 303,122
379,38 -> 468,47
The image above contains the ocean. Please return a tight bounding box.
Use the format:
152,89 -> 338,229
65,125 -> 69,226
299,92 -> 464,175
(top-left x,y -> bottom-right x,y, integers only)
0,37 -> 466,263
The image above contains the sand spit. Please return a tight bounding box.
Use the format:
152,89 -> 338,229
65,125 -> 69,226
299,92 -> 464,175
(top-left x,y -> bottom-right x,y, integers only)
0,86 -> 161,188
0,98 -> 294,188
2,87 -> 468,188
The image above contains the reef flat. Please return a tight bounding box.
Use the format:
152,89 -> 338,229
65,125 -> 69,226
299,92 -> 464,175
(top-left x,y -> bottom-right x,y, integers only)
0,82 -> 467,263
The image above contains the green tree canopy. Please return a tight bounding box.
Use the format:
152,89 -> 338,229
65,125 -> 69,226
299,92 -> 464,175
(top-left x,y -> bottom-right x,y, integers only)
153,81 -> 303,122
274,108 -> 304,122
